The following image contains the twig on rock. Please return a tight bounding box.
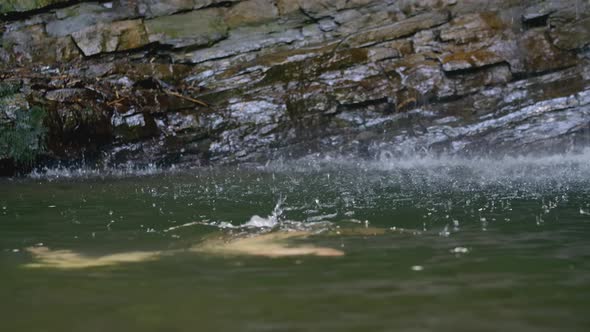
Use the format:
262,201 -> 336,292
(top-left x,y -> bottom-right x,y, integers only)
164,90 -> 208,107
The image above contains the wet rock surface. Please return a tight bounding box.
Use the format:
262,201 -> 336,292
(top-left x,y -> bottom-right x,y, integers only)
1,0 -> 590,174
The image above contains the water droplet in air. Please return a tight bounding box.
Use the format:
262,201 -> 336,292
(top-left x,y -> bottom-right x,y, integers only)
439,228 -> 450,237
450,247 -> 469,254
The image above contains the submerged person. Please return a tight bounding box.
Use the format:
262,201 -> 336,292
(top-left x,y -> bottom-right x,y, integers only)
25,230 -> 344,269
24,221 -> 400,269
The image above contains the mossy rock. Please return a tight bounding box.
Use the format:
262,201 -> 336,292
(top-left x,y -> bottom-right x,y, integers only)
0,106 -> 47,166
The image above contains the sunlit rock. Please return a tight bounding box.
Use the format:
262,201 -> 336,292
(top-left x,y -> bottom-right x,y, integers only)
440,12 -> 505,44
343,11 -> 450,48
441,49 -> 505,72
72,20 -> 149,56
2,24 -> 80,63
139,0 -> 195,18
550,16 -> 590,50
399,0 -> 457,15
177,23 -> 304,64
295,0 -> 379,19
224,0 -> 278,28
47,2 -> 135,37
520,29 -> 577,73
145,9 -> 229,48
112,112 -> 159,142
521,0 -> 566,23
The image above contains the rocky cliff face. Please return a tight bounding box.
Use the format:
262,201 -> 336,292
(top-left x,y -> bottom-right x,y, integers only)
1,0 -> 589,174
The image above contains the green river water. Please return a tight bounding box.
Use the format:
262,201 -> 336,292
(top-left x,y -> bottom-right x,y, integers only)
1,155 -> 590,331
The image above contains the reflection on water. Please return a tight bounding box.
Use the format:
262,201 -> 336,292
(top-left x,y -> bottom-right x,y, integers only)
2,151 -> 590,331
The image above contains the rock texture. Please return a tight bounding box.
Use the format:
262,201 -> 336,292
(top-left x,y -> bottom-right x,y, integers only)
1,0 -> 589,174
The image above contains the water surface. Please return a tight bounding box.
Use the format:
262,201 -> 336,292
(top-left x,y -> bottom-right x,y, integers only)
1,154 -> 590,331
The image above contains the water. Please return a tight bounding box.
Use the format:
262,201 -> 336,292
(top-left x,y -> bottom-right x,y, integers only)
1,153 -> 590,331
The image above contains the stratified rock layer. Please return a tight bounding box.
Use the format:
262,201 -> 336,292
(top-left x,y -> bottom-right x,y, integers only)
1,0 -> 589,173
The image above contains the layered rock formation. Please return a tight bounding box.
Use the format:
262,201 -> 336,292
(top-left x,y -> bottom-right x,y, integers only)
1,0 -> 589,174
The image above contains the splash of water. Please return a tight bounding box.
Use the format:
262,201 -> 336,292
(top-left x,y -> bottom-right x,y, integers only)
189,195 -> 335,234
28,162 -> 169,180
21,147 -> 590,188
243,195 -> 286,228
264,148 -> 590,186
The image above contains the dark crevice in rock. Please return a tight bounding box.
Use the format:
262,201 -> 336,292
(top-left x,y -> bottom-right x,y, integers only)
201,1 -> 238,10
165,2 -> 236,18
430,92 -> 473,106
522,14 -> 549,29
81,42 -> 166,60
133,78 -> 164,90
337,97 -> 391,112
0,0 -> 106,22
442,61 -> 512,78
0,158 -> 16,176
171,37 -> 230,54
68,34 -> 86,58
297,7 -> 322,24
511,63 -> 580,82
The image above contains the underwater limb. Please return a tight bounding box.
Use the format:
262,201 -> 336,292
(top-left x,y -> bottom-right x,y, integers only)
192,231 -> 345,258
24,246 -> 162,269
